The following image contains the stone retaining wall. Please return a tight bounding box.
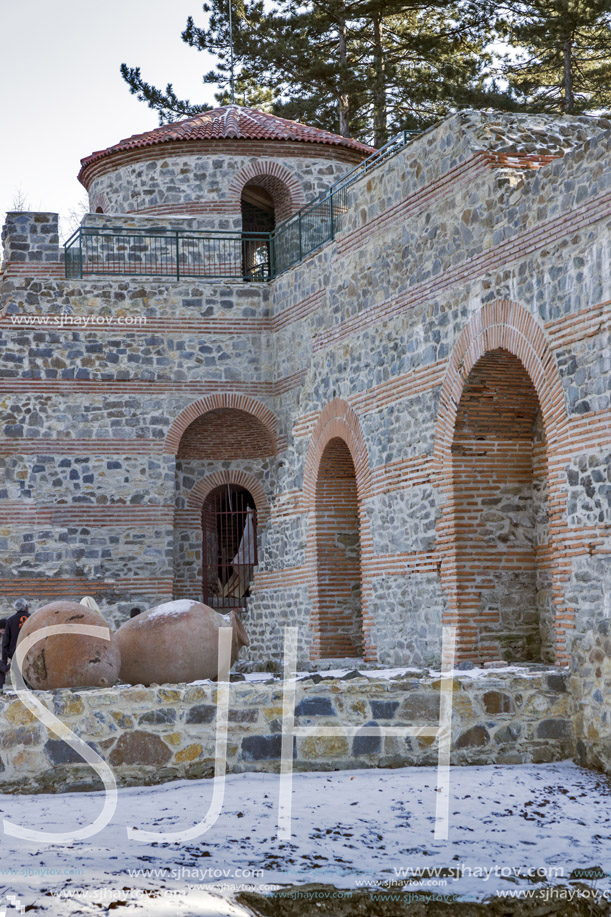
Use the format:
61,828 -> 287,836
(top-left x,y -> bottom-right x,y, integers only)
570,621 -> 611,773
0,666 -> 573,794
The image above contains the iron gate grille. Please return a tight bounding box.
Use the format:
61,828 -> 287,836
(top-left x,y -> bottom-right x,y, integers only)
202,487 -> 258,609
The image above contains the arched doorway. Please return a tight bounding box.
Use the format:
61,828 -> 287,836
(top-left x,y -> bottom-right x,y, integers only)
241,184 -> 276,234
241,180 -> 278,280
451,348 -> 552,662
169,397 -> 276,602
315,437 -> 363,658
202,484 -> 257,609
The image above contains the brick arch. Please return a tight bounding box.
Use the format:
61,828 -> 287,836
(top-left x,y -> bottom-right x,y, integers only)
164,395 -> 278,456
228,160 -> 306,223
433,299 -> 569,663
303,399 -> 372,505
89,190 -> 109,214
302,399 -> 375,661
186,470 -> 270,526
434,299 -> 567,464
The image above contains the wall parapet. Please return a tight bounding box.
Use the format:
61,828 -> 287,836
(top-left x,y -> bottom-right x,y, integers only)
0,665 -> 573,794
1,212 -> 63,279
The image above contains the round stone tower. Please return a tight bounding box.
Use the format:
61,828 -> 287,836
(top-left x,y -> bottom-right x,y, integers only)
78,105 -> 373,232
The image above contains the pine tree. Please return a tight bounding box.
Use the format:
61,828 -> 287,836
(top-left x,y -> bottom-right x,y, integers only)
119,65 -> 210,124
495,0 -> 611,114
119,1 -> 504,143
237,0 -> 367,138
216,0 -> 501,144
356,0 -> 500,144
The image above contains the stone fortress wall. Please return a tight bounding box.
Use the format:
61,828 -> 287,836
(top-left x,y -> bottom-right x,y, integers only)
261,111 -> 611,672
1,108 -> 610,776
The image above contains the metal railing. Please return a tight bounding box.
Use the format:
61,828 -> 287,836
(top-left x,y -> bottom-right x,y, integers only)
64,130 -> 415,281
64,228 -> 273,281
272,130 -> 414,274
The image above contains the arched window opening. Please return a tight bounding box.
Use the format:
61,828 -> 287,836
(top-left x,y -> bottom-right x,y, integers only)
241,185 -> 276,233
451,348 -> 552,663
202,485 -> 258,609
315,437 -> 363,658
95,207 -> 104,214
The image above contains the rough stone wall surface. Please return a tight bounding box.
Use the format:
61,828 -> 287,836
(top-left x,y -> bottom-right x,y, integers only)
0,667 -> 572,794
0,277 -> 273,628
264,114 -> 611,667
275,118 -> 609,658
570,619 -> 611,773
0,109 -> 610,676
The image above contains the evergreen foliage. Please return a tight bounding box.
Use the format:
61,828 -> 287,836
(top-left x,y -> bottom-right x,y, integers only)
120,0 -> 611,143
120,65 -> 211,124
494,0 -> 611,114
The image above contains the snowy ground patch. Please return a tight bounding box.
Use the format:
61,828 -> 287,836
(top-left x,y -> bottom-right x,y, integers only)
0,761 -> 610,915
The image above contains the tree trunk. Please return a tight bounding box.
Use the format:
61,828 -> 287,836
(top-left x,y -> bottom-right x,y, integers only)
563,38 -> 575,113
338,10 -> 350,137
372,11 -> 387,146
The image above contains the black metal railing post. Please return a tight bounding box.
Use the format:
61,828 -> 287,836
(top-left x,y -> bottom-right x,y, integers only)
269,233 -> 275,280
175,231 -> 180,281
298,215 -> 303,262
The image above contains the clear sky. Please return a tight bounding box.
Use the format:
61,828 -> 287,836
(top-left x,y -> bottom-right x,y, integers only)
0,1 -> 219,240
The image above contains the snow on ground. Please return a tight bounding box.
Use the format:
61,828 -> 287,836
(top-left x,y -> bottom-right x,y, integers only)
162,663 -> 551,688
0,762 -> 610,916
240,663 -> 554,682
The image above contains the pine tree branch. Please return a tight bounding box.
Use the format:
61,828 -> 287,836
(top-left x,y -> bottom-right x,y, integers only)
120,64 -> 210,123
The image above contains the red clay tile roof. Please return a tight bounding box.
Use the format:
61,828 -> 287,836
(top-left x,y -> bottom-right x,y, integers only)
79,105 -> 374,181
